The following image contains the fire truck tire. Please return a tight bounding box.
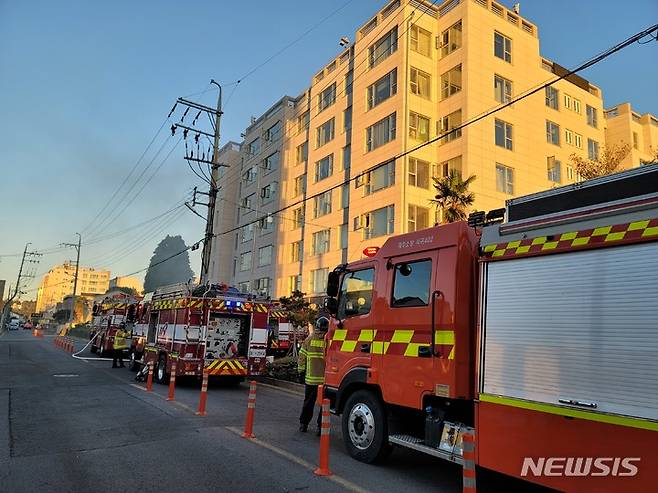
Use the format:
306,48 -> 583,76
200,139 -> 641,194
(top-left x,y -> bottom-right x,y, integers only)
90,345 -> 97,354
97,340 -> 105,357
128,351 -> 140,372
156,355 -> 168,384
342,390 -> 391,463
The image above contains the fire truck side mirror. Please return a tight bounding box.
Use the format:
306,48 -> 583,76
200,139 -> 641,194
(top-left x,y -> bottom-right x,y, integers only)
92,304 -> 99,315
324,297 -> 338,316
326,271 -> 340,298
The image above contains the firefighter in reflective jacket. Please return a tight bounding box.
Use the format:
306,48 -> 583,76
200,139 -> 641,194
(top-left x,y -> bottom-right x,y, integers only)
297,316 -> 328,434
112,325 -> 128,368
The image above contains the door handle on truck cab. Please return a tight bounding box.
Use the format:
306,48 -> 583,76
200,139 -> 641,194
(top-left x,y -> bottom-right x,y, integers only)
431,290 -> 443,357
360,343 -> 371,353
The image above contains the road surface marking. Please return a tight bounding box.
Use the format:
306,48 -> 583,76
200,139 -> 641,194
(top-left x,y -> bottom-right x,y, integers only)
129,383 -> 198,414
226,426 -> 370,493
52,374 -> 79,378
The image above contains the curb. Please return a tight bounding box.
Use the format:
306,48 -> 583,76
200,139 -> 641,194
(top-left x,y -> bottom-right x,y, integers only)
254,376 -> 305,393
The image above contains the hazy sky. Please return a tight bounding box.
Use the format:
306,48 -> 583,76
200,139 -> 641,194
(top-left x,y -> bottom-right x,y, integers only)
1,0 -> 657,300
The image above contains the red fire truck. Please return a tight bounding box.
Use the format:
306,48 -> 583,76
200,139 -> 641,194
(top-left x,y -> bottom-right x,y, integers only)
323,166 -> 658,493
90,294 -> 140,357
129,283 -> 279,384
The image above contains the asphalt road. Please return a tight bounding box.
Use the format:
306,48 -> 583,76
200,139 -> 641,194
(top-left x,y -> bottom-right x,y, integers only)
0,330 -> 552,493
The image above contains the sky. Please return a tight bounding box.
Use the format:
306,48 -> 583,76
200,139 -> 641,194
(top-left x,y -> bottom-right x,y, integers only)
0,0 -> 657,301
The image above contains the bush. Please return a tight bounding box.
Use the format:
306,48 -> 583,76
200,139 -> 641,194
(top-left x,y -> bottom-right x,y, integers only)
266,356 -> 299,382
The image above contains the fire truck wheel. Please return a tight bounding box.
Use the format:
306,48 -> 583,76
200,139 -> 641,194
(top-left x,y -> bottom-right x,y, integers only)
128,351 -> 140,372
342,390 -> 391,463
156,355 -> 168,384
97,340 -> 105,357
90,345 -> 97,354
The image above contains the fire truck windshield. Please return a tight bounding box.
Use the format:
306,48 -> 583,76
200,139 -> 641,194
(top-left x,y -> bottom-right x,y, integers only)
337,268 -> 374,319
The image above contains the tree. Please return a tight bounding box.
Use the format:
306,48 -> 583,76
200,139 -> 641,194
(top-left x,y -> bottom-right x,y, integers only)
105,286 -> 137,296
640,146 -> 658,166
569,143 -> 631,180
143,235 -> 195,293
278,290 -> 318,357
430,169 -> 476,223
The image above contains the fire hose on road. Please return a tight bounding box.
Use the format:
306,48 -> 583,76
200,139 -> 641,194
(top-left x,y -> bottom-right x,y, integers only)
71,331 -> 115,362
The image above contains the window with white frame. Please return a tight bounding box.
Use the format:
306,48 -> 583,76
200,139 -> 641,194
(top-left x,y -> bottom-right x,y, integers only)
263,151 -> 279,172
408,204 -> 430,232
315,154 -> 333,182
573,98 -> 581,114
242,167 -> 256,184
366,113 -> 396,151
440,20 -> 462,58
547,156 -> 561,183
356,205 -> 395,239
440,65 -> 462,100
296,141 -> 308,165
494,75 -> 512,103
312,229 -> 331,255
410,67 -> 431,99
546,120 -> 560,145
288,275 -> 302,294
240,223 -> 254,242
260,182 -> 277,203
574,133 -> 583,149
586,105 -> 598,128
293,174 -> 306,197
408,157 -> 429,188
588,139 -> 599,160
440,109 -> 462,144
495,119 -> 513,150
340,223 -> 348,249
255,277 -> 270,296
298,111 -> 310,133
265,121 -> 281,142
238,281 -> 250,293
494,31 -> 511,62
313,191 -> 332,218
316,118 -> 335,147
242,193 -> 254,210
310,268 -> 329,294
239,251 -> 252,271
410,24 -> 431,56
292,207 -> 304,229
357,160 -> 395,196
368,26 -> 398,68
367,69 -> 397,110
436,155 -> 462,178
258,245 -> 273,267
409,112 -> 430,142
563,93 -> 572,110
318,83 -> 336,112
565,128 -> 574,146
341,184 -> 349,209
290,241 -> 302,262
259,215 -> 275,234
248,138 -> 261,156
545,86 -> 558,110
496,163 -> 514,194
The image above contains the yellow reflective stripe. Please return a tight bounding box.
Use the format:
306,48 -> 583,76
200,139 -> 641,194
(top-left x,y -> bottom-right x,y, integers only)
310,339 -> 325,348
542,241 -> 559,250
479,394 -> 658,432
571,237 -> 590,246
560,231 -> 578,241
592,225 -> 612,236
357,329 -> 377,342
435,330 -> 454,345
515,245 -> 531,254
531,236 -> 547,245
492,249 -> 505,257
341,340 -> 357,352
506,240 -> 521,249
628,220 -> 650,231
391,329 -> 414,344
448,346 -> 455,360
371,341 -> 390,354
332,329 -> 347,341
643,226 -> 658,237
483,244 -> 497,252
605,232 -> 626,241
404,343 -> 427,357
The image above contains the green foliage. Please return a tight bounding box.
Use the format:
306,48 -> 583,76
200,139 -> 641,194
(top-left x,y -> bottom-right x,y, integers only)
430,170 -> 476,223
144,235 -> 195,293
106,286 -> 137,296
278,290 -> 317,331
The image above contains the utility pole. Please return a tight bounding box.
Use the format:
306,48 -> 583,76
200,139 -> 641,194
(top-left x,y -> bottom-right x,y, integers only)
171,79 -> 225,284
62,233 -> 81,323
0,243 -> 40,331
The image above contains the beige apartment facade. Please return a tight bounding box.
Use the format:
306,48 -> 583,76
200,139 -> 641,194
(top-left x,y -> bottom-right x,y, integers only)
604,102 -> 658,168
212,0 -> 655,300
36,263 -> 110,312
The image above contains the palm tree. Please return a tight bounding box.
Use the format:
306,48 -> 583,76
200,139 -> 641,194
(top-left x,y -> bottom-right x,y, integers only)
430,169 -> 476,223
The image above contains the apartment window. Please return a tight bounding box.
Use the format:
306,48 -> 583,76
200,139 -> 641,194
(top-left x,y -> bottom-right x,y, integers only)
248,138 -> 261,156
566,165 -> 574,181
545,86 -> 558,109
410,67 -> 431,99
392,259 -> 431,307
633,131 -> 639,150
494,75 -> 512,104
588,139 -> 600,160
296,141 -> 308,165
546,120 -> 560,146
255,277 -> 270,296
565,129 -> 574,146
410,24 -> 431,56
368,26 -> 398,68
290,241 -> 302,262
298,111 -> 310,133
547,156 -> 561,183
586,105 -> 598,128
242,167 -> 256,184
293,174 -> 306,197
260,182 -> 277,203
440,20 -> 462,58
288,275 -> 302,294
342,144 -> 351,170
310,268 -> 329,294
315,154 -> 333,182
239,252 -> 252,271
240,224 -> 254,242
345,71 -> 353,95
344,106 -> 352,132
367,69 -> 397,110
408,204 -> 430,232
574,133 -> 583,149
496,163 -> 514,194
313,191 -> 332,218
316,118 -> 335,147
573,98 -> 581,114
263,151 -> 279,172
265,121 -> 281,142
494,32 -> 511,62
341,184 -> 350,209
340,223 -> 348,249
292,207 -> 304,229
440,65 -> 462,100
495,119 -> 513,150
408,157 -> 429,189
563,94 -> 572,110
440,110 -> 462,143
436,155 -> 462,178
366,113 -> 396,151
312,230 -> 331,255
358,160 -> 395,196
258,245 -> 273,267
409,112 -> 430,142
259,216 -> 275,234
238,281 -> 250,293
242,193 -> 254,210
318,82 -> 336,112
357,205 -> 395,239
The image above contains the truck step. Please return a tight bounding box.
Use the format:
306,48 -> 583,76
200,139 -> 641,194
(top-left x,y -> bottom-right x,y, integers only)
388,434 -> 463,465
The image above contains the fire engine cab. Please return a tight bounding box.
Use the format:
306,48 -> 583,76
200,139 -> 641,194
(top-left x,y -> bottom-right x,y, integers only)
323,166 -> 658,493
90,294 -> 140,357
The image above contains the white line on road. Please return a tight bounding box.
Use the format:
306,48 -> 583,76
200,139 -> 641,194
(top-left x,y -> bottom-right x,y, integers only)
129,383 -> 199,414
226,426 -> 370,493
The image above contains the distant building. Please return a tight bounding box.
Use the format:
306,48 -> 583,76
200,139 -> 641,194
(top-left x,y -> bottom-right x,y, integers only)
108,276 -> 143,294
36,262 -> 110,312
604,102 -> 658,168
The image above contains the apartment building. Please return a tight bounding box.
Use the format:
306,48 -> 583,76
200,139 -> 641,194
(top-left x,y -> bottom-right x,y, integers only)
212,0 -> 654,301
36,263 -> 110,312
604,102 -> 658,168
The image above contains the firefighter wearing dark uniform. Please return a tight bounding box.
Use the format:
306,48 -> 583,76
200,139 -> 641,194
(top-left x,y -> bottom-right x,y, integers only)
298,316 -> 328,434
